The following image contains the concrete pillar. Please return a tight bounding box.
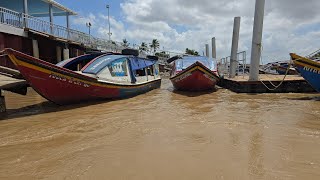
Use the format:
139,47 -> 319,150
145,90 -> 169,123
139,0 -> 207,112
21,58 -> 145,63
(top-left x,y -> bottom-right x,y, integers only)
249,0 -> 265,81
23,0 -> 28,27
32,39 -> 39,58
205,44 -> 209,57
229,17 -> 241,78
63,48 -> 69,60
211,37 -> 216,59
0,91 -> 6,113
56,46 -> 62,62
49,3 -> 54,34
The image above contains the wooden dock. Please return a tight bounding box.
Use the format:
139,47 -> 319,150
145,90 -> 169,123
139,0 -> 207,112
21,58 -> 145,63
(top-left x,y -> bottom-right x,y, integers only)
218,74 -> 315,93
0,73 -> 28,113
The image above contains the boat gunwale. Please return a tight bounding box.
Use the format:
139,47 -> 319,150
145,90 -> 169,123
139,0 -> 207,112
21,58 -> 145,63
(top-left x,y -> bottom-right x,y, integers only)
5,48 -> 161,88
170,61 -> 219,81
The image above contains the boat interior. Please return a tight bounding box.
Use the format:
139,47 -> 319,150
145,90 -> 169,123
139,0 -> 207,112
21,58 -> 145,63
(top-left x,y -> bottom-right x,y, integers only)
56,51 -> 160,85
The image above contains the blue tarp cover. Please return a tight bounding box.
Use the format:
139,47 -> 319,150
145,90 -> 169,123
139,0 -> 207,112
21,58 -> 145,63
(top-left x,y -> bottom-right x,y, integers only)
129,57 -> 157,71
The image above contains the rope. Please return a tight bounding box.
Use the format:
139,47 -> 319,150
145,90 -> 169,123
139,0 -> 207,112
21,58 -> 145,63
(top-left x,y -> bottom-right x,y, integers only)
257,43 -> 293,91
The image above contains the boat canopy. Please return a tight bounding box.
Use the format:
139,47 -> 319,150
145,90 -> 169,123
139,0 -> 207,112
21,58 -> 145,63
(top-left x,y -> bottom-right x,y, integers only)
175,56 -> 216,71
129,57 -> 157,71
82,55 -> 157,75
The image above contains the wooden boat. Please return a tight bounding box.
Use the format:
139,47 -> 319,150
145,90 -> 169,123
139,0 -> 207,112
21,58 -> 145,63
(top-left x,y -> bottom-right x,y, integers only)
168,55 -> 219,91
4,48 -> 161,104
290,53 -> 320,92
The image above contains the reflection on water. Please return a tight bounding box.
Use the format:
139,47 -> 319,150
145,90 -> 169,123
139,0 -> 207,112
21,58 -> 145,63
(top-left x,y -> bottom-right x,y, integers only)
0,79 -> 320,179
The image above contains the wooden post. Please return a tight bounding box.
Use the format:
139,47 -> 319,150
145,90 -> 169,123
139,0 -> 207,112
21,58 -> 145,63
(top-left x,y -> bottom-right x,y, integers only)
0,91 -> 6,113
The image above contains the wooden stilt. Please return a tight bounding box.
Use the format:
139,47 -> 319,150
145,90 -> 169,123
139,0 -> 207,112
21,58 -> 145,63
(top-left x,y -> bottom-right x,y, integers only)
0,91 -> 6,113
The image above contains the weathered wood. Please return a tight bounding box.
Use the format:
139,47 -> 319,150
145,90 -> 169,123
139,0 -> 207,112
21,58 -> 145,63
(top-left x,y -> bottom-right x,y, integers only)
0,65 -> 22,79
0,93 -> 5,113
0,75 -> 28,95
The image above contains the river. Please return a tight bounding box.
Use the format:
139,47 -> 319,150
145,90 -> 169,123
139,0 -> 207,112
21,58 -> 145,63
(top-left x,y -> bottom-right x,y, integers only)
0,79 -> 320,179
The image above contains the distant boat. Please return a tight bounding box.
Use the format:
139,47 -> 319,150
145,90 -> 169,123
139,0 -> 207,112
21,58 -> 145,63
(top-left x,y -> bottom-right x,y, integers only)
167,55 -> 219,91
290,53 -> 320,92
4,48 -> 161,104
273,62 -> 297,75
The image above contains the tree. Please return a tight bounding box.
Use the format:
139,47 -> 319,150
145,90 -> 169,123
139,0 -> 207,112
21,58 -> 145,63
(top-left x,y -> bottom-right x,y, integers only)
185,48 -> 199,56
139,42 -> 148,53
155,51 -> 170,58
150,39 -> 160,53
122,39 -> 130,47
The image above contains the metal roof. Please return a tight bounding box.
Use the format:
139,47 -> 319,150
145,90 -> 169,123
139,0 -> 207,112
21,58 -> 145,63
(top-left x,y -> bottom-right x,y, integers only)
42,0 -> 77,16
0,0 -> 77,17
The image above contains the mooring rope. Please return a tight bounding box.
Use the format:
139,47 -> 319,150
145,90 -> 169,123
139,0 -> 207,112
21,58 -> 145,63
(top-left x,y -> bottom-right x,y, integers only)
258,43 -> 293,91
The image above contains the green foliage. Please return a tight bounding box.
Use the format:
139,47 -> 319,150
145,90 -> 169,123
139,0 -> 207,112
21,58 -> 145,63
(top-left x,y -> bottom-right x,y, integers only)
122,39 -> 130,47
185,48 -> 199,56
139,42 -> 148,52
155,51 -> 169,58
150,39 -> 160,53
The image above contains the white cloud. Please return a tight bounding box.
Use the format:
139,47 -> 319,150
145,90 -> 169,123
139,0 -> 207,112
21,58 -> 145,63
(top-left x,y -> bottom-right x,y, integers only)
74,0 -> 320,63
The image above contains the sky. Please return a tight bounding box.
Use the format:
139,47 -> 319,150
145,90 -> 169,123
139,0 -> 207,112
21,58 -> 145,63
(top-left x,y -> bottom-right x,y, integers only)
53,0 -> 320,63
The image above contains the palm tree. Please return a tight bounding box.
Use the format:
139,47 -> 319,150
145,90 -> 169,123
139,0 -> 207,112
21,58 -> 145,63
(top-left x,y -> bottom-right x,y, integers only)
150,39 -> 160,53
122,39 -> 130,47
139,42 -> 148,53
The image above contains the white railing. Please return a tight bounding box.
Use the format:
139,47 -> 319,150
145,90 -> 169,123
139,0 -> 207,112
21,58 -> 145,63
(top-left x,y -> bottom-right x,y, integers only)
0,7 -> 23,28
0,7 -> 125,51
0,6 -> 186,58
219,51 -> 247,76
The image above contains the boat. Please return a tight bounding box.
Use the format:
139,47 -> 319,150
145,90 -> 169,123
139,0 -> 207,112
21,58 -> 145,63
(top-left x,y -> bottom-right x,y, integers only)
290,53 -> 320,92
3,48 -> 161,104
273,62 -> 297,75
167,55 -> 219,91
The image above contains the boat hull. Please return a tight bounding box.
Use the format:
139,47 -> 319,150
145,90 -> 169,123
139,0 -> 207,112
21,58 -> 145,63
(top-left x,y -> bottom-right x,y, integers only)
291,53 -> 320,92
5,49 -> 161,104
170,62 -> 219,91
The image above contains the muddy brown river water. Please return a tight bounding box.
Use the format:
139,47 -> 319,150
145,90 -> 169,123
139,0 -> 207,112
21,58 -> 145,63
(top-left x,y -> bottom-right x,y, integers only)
0,79 -> 320,179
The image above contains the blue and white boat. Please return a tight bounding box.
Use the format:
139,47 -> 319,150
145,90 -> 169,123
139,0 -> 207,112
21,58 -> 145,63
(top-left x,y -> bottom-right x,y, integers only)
290,53 -> 320,92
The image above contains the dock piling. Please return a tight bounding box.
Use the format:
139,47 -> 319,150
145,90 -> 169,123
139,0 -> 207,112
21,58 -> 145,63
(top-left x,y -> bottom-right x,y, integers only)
229,17 -> 241,78
211,37 -> 216,59
249,0 -> 265,81
205,44 -> 209,57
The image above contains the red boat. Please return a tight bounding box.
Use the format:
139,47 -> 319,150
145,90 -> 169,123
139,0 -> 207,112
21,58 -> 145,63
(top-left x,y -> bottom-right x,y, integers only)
3,48 -> 161,105
168,55 -> 219,91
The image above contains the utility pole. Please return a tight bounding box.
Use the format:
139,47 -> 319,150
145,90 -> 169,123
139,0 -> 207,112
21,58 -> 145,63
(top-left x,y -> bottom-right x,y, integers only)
106,5 -> 112,41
